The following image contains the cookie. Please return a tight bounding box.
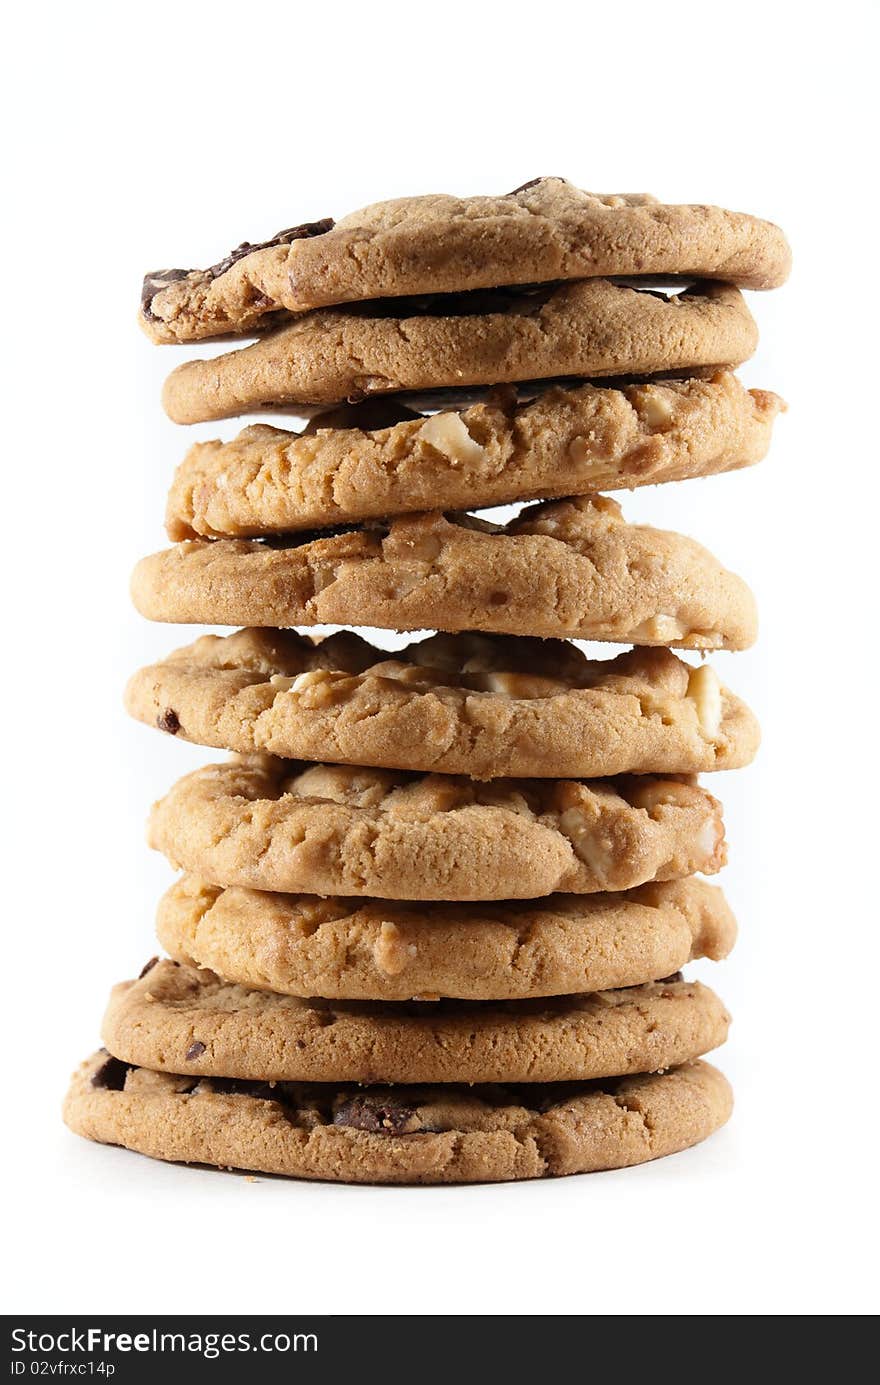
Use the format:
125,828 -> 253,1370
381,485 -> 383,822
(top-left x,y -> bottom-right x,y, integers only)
64,1053 -> 732,1183
148,756 -> 726,900
127,631 -> 759,780
157,875 -> 736,1001
140,177 -> 790,342
100,961 -> 730,1084
160,281 -> 758,422
165,374 -> 784,539
132,496 -> 757,651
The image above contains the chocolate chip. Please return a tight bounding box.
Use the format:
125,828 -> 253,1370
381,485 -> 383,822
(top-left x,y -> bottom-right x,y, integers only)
140,268 -> 191,315
332,1092 -> 425,1135
261,519 -> 371,550
91,1056 -> 131,1091
138,956 -> 159,979
508,177 -> 546,194
206,218 -> 334,281
210,1078 -> 279,1103
185,1041 -> 206,1061
301,397 -> 423,435
140,218 -> 334,317
345,286 -> 546,321
157,708 -> 181,735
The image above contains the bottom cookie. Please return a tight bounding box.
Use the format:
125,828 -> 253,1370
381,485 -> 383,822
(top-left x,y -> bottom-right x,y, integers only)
63,1052 -> 731,1184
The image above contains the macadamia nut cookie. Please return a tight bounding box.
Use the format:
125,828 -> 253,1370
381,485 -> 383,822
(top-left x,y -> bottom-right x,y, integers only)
165,374 -> 783,538
148,755 -> 726,900
157,874 -> 736,1001
132,496 -> 757,650
127,630 -> 758,779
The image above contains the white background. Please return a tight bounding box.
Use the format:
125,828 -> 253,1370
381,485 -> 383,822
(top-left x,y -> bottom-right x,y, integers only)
3,0 -> 877,1318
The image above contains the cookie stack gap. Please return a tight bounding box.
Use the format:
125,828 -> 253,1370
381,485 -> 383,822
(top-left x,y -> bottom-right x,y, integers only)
65,179 -> 789,1184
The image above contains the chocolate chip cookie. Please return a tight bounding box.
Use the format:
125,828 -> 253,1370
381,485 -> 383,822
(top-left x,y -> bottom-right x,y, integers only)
141,177 -> 789,342
65,1052 -> 733,1183
160,280 -> 758,422
100,960 -> 731,1084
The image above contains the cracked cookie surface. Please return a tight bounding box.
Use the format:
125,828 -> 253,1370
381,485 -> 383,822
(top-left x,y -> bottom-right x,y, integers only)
157,875 -> 736,1001
99,961 -> 730,1084
165,374 -> 783,538
127,631 -> 759,779
141,177 -> 789,342
160,280 -> 758,422
64,1052 -> 732,1183
148,755 -> 726,900
132,496 -> 757,650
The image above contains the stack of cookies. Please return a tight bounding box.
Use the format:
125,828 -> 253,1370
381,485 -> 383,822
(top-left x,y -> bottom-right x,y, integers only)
64,180 -> 789,1184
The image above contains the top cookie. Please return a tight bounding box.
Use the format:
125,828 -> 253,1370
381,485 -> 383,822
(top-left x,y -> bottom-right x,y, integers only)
141,179 -> 791,343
